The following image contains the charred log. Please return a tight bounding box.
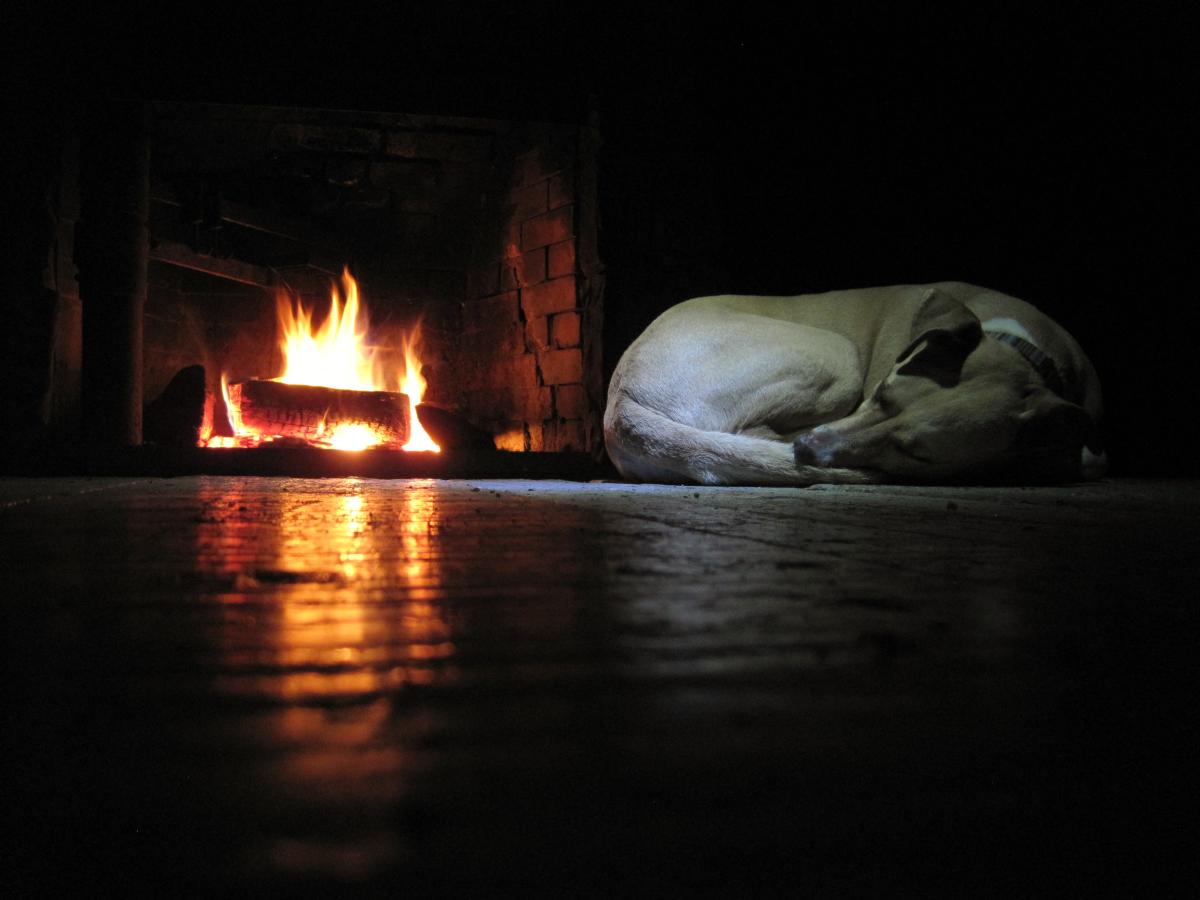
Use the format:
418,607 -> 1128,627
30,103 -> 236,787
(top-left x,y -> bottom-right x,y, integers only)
416,403 -> 495,450
144,365 -> 206,447
229,380 -> 410,447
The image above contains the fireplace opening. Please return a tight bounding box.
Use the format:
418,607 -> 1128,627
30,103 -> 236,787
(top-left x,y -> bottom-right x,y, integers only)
51,100 -> 604,476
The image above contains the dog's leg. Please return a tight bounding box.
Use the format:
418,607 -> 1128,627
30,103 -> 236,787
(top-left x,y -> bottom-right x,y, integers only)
604,305 -> 877,485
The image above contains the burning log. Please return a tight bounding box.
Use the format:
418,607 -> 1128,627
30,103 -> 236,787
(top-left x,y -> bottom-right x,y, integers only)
229,380 -> 410,448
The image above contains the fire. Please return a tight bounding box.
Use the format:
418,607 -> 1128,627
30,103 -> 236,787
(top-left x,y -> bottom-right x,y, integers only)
400,331 -> 439,452
200,269 -> 440,452
276,269 -> 381,392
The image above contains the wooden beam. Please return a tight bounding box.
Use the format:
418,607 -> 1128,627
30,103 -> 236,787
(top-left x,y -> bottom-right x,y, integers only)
150,181 -> 338,249
149,239 -> 277,288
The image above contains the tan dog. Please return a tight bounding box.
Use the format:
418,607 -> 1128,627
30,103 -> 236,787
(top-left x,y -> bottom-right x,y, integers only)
604,282 -> 1105,485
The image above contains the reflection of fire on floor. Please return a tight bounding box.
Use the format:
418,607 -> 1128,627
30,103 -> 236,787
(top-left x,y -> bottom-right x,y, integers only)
199,480 -> 453,702
190,481 -> 453,879
6,477 -> 1196,893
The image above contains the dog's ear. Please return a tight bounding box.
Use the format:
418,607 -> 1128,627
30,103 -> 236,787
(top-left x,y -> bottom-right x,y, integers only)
1013,392 -> 1094,479
1018,392 -> 1093,452
908,287 -> 983,344
893,289 -> 983,386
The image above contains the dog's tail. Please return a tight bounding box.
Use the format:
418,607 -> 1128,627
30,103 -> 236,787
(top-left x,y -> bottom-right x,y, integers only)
603,394 -> 881,486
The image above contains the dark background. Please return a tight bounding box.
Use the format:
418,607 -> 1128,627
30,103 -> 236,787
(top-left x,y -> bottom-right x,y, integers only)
5,1 -> 1195,473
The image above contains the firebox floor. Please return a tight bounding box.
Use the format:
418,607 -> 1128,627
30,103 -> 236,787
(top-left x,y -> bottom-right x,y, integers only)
3,476 -> 1196,895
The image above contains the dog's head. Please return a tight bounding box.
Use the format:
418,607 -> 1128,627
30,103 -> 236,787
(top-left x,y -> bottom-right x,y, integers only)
794,289 -> 1094,482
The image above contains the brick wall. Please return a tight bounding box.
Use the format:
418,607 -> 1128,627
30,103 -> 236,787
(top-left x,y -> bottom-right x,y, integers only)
454,122 -> 603,453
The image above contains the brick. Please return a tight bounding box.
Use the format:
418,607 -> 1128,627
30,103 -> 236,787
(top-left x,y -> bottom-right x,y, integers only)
458,320 -> 525,361
471,380 -> 549,421
521,206 -> 573,251
437,162 -> 487,193
268,123 -> 304,150
509,355 -> 543,394
548,170 -> 574,209
340,186 -> 391,213
427,269 -> 463,299
535,418 -> 586,452
547,240 -> 576,278
501,247 -> 546,291
550,311 -> 580,348
539,348 -> 583,385
394,194 -> 436,214
386,131 -> 493,163
512,148 -> 549,188
392,213 -> 438,259
464,354 -> 541,400
509,181 -> 549,221
554,384 -> 588,419
369,160 -> 440,193
278,150 -> 325,180
325,157 -> 369,188
384,131 -> 424,158
526,316 -> 551,351
553,419 -> 586,451
524,248 -> 548,285
519,385 -> 554,420
298,125 -> 382,153
492,219 -> 521,258
468,262 -> 501,300
462,291 -> 519,332
521,276 -> 576,319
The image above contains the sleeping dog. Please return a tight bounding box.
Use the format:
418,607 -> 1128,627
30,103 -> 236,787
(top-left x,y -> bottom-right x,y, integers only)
604,282 -> 1105,485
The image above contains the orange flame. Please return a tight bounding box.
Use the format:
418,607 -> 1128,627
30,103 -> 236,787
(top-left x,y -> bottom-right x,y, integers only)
201,268 -> 439,452
276,269 -> 383,393
400,328 -> 439,453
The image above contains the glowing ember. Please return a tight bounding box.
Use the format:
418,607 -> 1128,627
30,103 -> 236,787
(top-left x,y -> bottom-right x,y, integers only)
200,269 -> 440,452
327,423 -> 382,452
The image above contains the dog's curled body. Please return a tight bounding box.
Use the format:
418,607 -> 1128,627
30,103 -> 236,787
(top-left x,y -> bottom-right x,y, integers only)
604,282 -> 1105,485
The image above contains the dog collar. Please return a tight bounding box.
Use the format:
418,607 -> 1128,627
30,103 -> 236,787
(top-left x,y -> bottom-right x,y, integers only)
983,329 -> 1074,401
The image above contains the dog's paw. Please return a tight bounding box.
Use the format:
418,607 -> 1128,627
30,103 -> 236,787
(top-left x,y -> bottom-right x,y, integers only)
794,428 -> 837,467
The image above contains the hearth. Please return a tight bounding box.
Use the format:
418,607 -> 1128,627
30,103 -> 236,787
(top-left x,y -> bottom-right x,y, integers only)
50,100 -> 605,476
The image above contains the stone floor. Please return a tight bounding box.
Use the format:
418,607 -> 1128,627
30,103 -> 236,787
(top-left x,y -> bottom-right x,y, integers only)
3,476 -> 1196,896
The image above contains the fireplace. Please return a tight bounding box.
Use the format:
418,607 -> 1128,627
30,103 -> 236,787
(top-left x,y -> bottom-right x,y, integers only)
49,99 -> 604,475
